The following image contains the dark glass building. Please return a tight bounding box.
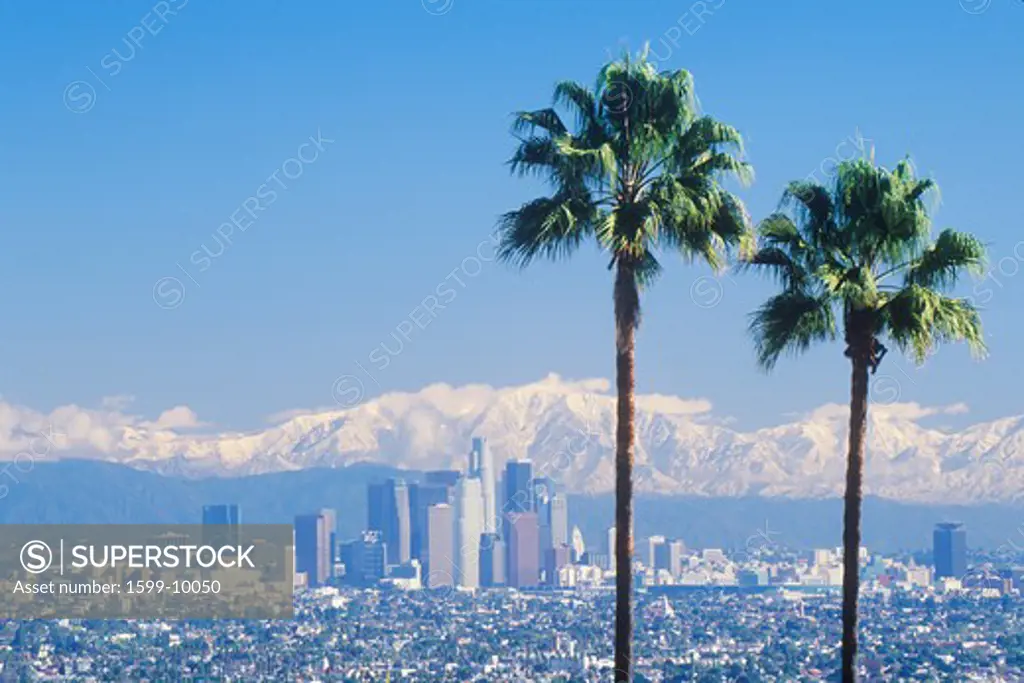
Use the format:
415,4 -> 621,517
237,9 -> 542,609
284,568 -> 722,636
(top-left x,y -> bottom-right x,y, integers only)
480,532 -> 505,587
503,460 -> 533,536
367,478 -> 412,566
295,513 -> 330,587
340,531 -> 387,586
201,504 -> 240,547
409,482 -> 450,563
934,522 -> 967,579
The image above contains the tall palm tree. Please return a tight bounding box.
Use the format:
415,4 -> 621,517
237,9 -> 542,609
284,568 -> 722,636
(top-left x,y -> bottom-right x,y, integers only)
496,48 -> 753,681
745,157 -> 986,682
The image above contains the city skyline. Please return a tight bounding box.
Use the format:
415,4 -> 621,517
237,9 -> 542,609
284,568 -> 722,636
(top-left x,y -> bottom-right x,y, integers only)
205,485 -> 1012,596
3,0 -> 1022,679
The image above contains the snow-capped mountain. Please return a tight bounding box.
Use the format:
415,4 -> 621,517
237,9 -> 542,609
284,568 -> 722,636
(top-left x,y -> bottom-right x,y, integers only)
14,374 -> 1023,505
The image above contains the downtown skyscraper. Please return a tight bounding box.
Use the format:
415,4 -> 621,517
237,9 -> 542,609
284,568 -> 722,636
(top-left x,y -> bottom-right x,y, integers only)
426,503 -> 455,588
503,459 -> 533,580
368,478 -> 412,566
508,511 -> 540,588
934,522 -> 967,579
454,475 -> 484,588
294,512 -> 331,587
201,503 -> 240,548
409,481 -> 450,564
502,459 -> 533,539
468,437 -> 497,535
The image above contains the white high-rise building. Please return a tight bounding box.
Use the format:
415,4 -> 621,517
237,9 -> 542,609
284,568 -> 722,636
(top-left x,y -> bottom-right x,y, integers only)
648,535 -> 666,570
550,494 -> 569,548
469,437 -> 497,535
454,476 -> 484,588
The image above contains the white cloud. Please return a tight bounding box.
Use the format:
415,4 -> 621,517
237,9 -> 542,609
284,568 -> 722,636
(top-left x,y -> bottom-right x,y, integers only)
636,394 -> 713,416
873,402 -> 969,421
146,406 -> 204,430
0,399 -> 203,458
804,401 -> 969,424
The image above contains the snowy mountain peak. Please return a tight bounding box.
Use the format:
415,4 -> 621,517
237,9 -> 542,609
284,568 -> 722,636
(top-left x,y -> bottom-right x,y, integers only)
2,376 -> 1022,504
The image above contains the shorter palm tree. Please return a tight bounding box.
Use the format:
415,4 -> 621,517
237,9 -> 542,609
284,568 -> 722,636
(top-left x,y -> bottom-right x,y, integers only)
745,156 -> 986,682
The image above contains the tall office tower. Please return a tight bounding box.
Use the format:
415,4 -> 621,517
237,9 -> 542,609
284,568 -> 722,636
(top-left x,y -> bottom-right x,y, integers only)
368,479 -> 412,566
934,522 -> 967,578
454,476 -> 484,588
531,476 -> 556,560
508,511 -> 540,588
531,476 -> 556,515
319,508 -> 337,575
648,535 -> 666,570
549,494 -> 569,549
409,482 -> 450,563
496,474 -> 504,522
425,470 -> 461,489
339,531 -> 387,586
201,504 -> 240,547
426,503 -> 455,588
480,533 -> 505,587
359,530 -> 387,583
367,482 -> 386,545
503,460 -> 533,538
391,479 -> 412,565
339,540 -> 358,584
570,526 -> 586,563
653,538 -> 682,574
469,437 -> 498,535
294,513 -> 330,587
503,460 -> 533,581
667,539 -> 686,577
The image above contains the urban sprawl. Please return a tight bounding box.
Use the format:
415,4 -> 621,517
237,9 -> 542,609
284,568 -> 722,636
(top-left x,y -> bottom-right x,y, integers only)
3,438 -> 1023,681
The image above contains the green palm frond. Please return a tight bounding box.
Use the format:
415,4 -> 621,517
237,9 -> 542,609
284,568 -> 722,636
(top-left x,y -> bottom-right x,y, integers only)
497,48 -> 753,295
904,229 -> 986,288
496,195 -> 597,269
552,80 -> 601,136
883,285 -> 986,362
511,108 -> 567,138
746,155 -> 986,371
749,292 -> 836,370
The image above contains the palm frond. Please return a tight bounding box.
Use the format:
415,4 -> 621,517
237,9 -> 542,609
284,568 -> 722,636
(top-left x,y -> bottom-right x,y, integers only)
501,49 -> 753,312
748,154 -> 986,369
904,229 -> 986,289
884,285 -> 986,362
511,108 -> 567,138
496,195 -> 597,268
750,292 -> 836,370
553,80 -> 599,134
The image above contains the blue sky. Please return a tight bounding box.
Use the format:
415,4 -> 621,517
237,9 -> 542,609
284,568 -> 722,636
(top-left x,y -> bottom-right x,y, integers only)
0,0 -> 1021,431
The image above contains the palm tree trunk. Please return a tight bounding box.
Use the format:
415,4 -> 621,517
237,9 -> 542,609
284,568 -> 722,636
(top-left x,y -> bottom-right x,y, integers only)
613,263 -> 637,682
841,334 -> 870,682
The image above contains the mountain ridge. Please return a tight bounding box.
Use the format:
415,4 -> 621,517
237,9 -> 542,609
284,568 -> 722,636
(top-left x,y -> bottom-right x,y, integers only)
6,374 -> 1023,505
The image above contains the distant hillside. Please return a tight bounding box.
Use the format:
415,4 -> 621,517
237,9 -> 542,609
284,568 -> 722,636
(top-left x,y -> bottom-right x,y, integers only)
1,460 -> 1021,553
